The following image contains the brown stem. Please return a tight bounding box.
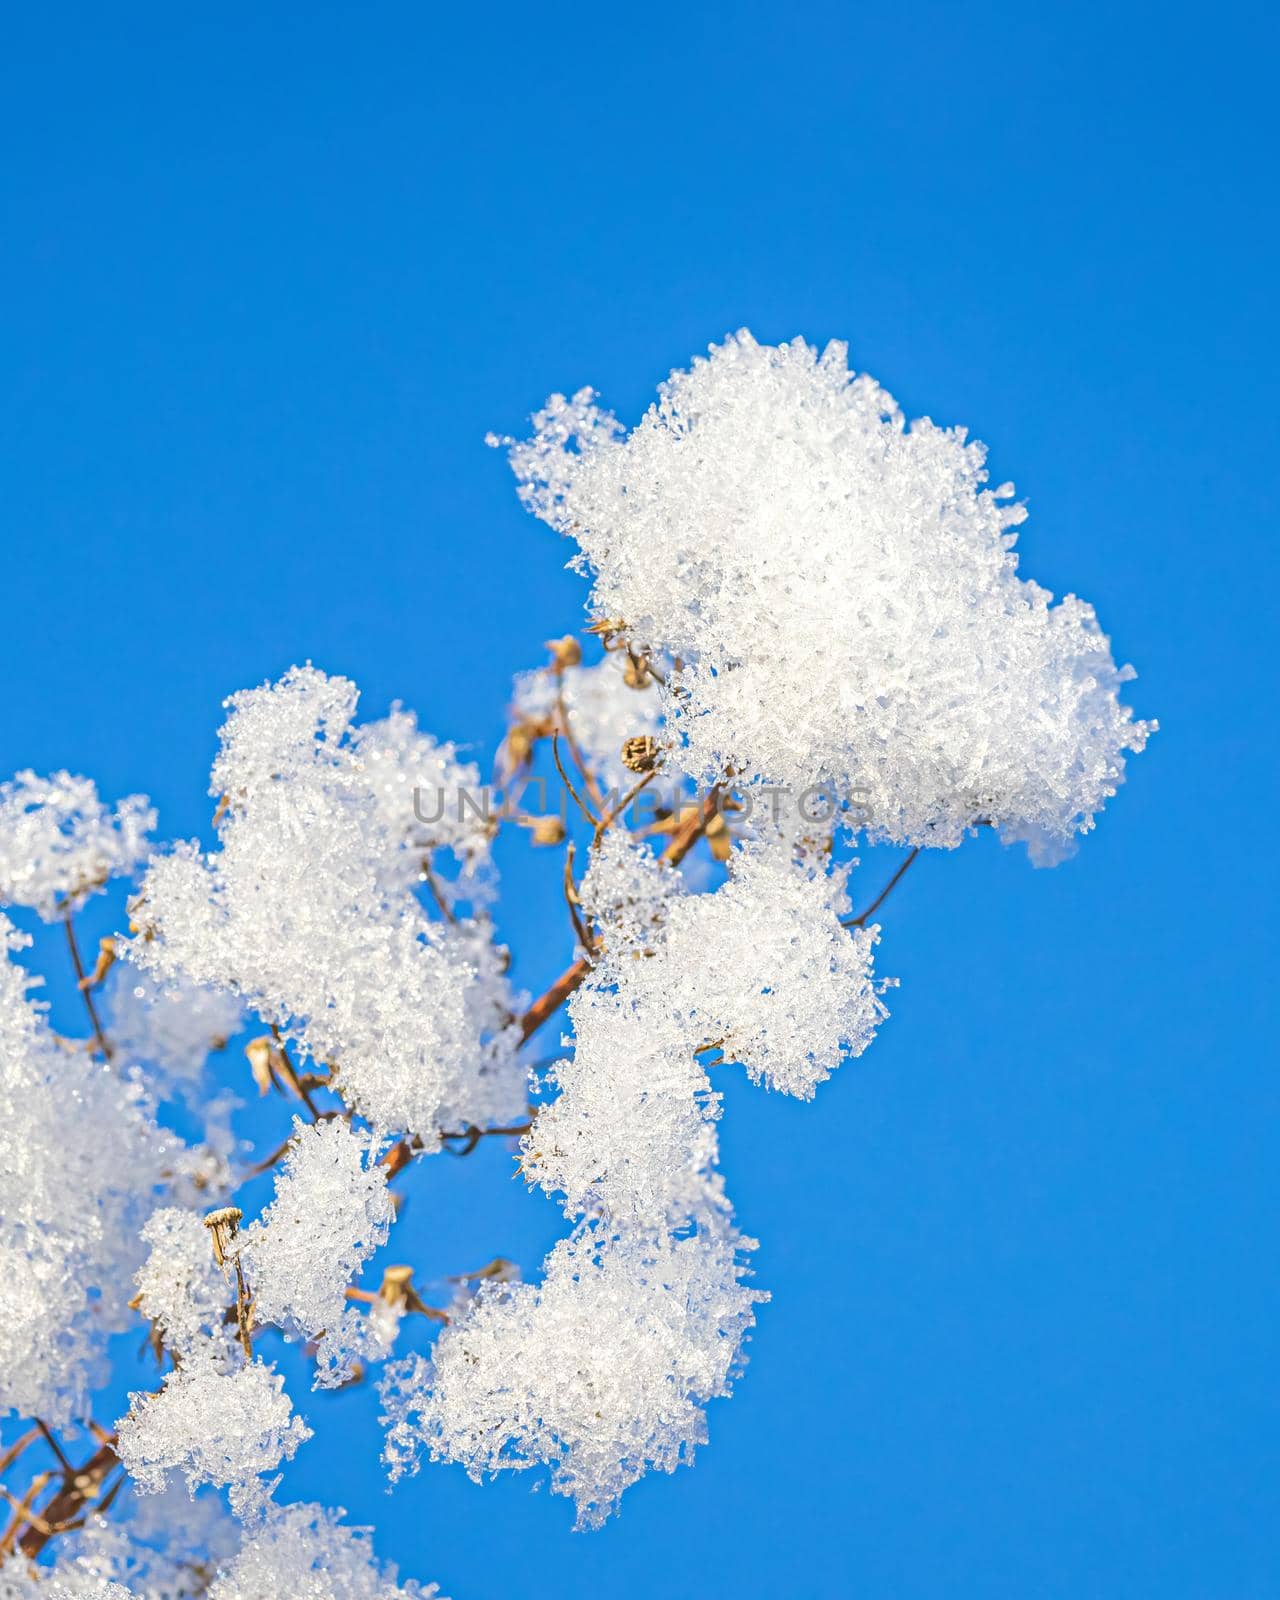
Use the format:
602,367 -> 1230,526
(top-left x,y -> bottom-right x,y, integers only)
563,842 -> 593,953
1,1477 -> 53,1553
551,732 -> 598,827
554,688 -> 607,813
440,1121 -> 533,1154
517,786 -> 724,1044
34,1420 -> 73,1478
231,1257 -> 254,1360
518,957 -> 590,1044
593,768 -> 658,844
421,860 -> 459,926
0,1427 -> 39,1478
62,906 -> 113,1058
842,846 -> 920,928
269,1025 -> 322,1121
16,1441 -> 117,1558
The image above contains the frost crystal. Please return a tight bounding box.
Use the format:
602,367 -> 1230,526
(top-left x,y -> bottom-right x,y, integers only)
21,1488 -> 437,1600
207,1501 -> 443,1600
381,1217 -> 761,1529
576,829 -> 682,960
523,985 -> 719,1228
105,961 -> 243,1092
116,1356 -> 311,1508
241,1118 -> 393,1381
0,914 -> 175,1423
0,772 -> 154,919
132,1207 -> 233,1363
127,667 -> 525,1145
504,331 -> 1154,861
513,651 -> 660,795
43,1579 -> 132,1600
604,844 -> 886,1099
352,708 -> 492,897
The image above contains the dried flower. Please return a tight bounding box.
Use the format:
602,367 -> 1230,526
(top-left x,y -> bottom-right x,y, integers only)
526,815 -> 567,846
202,1206 -> 243,1269
245,1036 -> 277,1096
545,635 -> 582,671
622,655 -> 653,689
620,736 -> 661,774
378,1266 -> 429,1315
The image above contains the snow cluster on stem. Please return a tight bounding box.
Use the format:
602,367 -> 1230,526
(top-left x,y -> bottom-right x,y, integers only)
502,329 -> 1154,864
125,667 -> 525,1146
240,1117 -> 394,1384
512,649 -> 661,797
0,773 -> 153,921
0,912 -> 175,1424
1,1487 -> 442,1598
0,330 -> 1155,1587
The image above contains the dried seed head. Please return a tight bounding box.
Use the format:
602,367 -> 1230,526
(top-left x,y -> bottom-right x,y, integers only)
503,715 -> 551,770
585,617 -> 628,644
245,1036 -> 276,1096
526,814 -> 567,847
546,635 -> 582,671
622,651 -> 654,689
203,1205 -> 243,1267
378,1265 -> 428,1314
80,936 -> 116,992
621,735 -> 661,774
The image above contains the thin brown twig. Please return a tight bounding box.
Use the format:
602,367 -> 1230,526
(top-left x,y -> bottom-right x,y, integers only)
1,1479 -> 54,1544
344,1285 -> 449,1325
554,688 -> 607,812
562,842 -> 593,953
230,1256 -> 254,1360
0,1427 -> 39,1478
34,1420 -> 73,1478
17,1441 -> 117,1558
551,732 -> 598,827
593,768 -> 658,844
440,1121 -> 532,1155
269,1025 -> 322,1121
842,846 -> 920,928
62,906 -> 112,1058
243,1127 -> 305,1178
517,786 -> 724,1044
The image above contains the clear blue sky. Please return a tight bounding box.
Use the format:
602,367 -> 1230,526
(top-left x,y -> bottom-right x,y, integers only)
3,5 -> 1276,1596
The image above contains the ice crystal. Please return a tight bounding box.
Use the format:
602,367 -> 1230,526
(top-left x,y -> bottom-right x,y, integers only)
0,1559 -> 41,1598
35,1483 -> 236,1599
132,1207 -> 234,1363
44,1579 -> 132,1600
241,1118 -> 393,1381
604,844 -> 886,1099
207,1501 -> 443,1600
381,1216 -> 761,1529
503,331 -> 1154,862
24,1488 -> 436,1600
127,667 -> 525,1145
105,961 -> 243,1092
351,707 -> 493,901
116,1356 -> 311,1508
523,984 -> 719,1228
576,829 -> 682,960
0,914 -> 175,1422
0,772 -> 154,920
314,1295 -> 405,1386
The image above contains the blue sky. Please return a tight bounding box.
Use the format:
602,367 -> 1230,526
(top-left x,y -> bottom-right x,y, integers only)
3,5 -> 1276,1596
